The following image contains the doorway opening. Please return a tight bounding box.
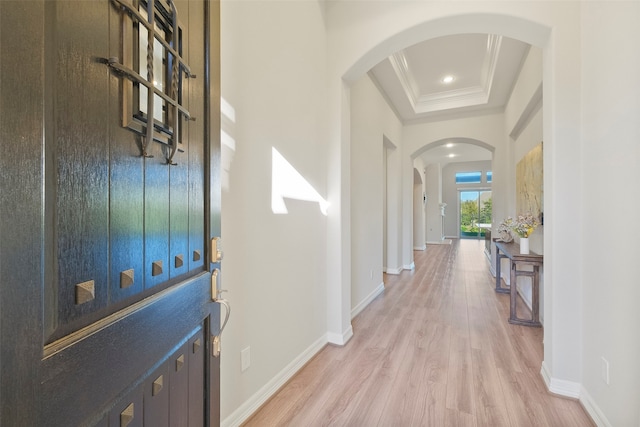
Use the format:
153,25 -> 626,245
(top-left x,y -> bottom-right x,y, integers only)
459,190 -> 492,239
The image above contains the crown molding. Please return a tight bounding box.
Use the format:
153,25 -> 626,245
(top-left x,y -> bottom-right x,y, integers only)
390,34 -> 503,115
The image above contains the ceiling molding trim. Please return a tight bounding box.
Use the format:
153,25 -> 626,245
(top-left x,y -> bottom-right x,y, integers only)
404,105 -> 505,126
390,34 -> 504,116
412,34 -> 502,114
481,34 -> 502,102
389,52 -> 421,107
414,86 -> 489,113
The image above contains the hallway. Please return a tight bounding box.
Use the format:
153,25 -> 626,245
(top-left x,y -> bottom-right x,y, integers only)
243,240 -> 593,426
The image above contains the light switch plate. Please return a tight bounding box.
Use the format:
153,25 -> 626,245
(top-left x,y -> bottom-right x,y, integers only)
241,347 -> 251,372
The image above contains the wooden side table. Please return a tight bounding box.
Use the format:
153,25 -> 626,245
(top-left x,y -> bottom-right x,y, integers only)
494,240 -> 543,327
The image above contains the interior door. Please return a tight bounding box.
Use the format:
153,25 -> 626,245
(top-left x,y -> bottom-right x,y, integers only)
0,0 -> 221,425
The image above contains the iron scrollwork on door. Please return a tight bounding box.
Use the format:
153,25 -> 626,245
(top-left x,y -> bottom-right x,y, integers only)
108,0 -> 194,164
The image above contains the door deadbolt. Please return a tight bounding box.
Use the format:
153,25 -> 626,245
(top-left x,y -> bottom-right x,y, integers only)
210,237 -> 223,263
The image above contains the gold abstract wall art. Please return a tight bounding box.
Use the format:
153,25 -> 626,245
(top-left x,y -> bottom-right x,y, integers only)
516,142 -> 543,220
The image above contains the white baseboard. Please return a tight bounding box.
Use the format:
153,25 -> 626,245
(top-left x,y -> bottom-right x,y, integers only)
385,266 -> 402,275
427,239 -> 452,245
413,245 -> 426,251
404,262 -> 415,271
351,283 -> 384,319
579,386 -> 613,427
327,325 -> 353,346
540,362 -> 611,427
540,361 -> 581,398
221,334 -> 328,427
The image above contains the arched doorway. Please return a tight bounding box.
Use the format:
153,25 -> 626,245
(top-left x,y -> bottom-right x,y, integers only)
412,138 -> 494,242
333,7 -> 585,402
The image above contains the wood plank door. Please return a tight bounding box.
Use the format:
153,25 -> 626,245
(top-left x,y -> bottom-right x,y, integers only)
0,0 -> 222,425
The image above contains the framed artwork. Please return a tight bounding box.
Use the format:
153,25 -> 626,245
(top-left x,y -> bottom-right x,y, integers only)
516,142 -> 543,221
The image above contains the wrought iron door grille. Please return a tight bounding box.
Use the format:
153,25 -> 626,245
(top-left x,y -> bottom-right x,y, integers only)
108,0 -> 194,164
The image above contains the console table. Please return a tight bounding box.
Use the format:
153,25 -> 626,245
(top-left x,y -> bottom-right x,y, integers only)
494,240 -> 543,327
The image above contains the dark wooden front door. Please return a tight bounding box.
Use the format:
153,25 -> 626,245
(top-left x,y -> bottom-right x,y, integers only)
0,0 -> 221,425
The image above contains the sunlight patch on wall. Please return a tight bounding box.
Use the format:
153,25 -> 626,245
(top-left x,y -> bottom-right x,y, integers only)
271,147 -> 329,215
221,97 -> 236,191
221,97 -> 236,123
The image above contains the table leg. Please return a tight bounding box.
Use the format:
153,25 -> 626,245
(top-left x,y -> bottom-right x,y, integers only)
532,265 -> 540,323
510,260 -> 517,322
495,251 -> 509,294
495,247 -> 502,291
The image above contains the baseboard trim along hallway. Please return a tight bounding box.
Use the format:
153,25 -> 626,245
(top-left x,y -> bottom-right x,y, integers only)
221,335 -> 328,427
351,282 -> 385,320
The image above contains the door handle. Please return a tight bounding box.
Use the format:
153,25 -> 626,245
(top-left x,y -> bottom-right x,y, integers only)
212,299 -> 230,358
211,269 -> 230,357
215,297 -> 230,334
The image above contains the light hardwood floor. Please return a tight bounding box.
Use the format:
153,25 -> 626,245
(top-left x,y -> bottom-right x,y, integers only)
243,239 -> 594,426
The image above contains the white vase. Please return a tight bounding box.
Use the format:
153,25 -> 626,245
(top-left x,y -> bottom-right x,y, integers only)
520,237 -> 530,254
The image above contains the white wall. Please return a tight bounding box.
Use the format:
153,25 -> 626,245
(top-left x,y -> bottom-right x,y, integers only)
499,46 -> 544,319
424,163 -> 443,243
220,1 -> 329,423
350,74 -> 402,314
580,2 -> 640,425
413,157 -> 427,246
384,137 -> 403,274
412,161 -> 426,250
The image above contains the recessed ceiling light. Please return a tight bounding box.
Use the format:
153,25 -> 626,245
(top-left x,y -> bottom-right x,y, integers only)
442,75 -> 455,84
446,143 -> 454,148
448,153 -> 455,158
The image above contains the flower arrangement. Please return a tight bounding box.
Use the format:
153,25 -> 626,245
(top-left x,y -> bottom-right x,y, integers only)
511,213 -> 540,238
496,213 -> 541,241
496,217 -> 514,242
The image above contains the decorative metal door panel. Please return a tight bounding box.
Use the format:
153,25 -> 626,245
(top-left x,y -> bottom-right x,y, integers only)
0,0 -> 221,425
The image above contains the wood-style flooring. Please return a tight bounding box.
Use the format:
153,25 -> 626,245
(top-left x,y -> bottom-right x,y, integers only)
243,239 -> 594,426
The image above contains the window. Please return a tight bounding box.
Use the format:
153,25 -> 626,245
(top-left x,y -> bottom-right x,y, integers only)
486,171 -> 492,183
455,171 -> 482,184
137,4 -> 169,126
